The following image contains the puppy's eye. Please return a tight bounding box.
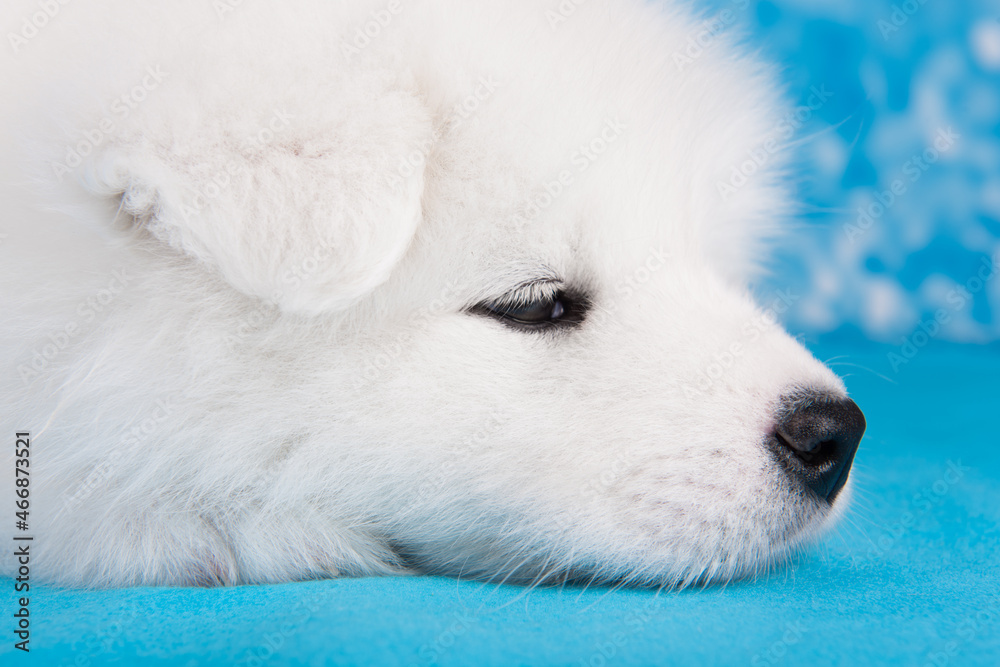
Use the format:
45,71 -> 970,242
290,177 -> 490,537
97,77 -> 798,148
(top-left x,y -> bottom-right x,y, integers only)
494,296 -> 566,324
473,290 -> 588,331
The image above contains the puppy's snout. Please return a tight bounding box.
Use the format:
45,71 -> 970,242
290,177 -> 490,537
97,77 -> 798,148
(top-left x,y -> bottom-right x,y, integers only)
771,393 -> 866,504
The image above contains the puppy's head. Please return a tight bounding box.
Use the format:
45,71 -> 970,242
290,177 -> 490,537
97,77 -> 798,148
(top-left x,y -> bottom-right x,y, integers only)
48,0 -> 864,586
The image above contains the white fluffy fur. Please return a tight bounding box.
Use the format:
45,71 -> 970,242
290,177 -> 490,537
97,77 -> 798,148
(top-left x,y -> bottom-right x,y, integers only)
1,0 -> 850,588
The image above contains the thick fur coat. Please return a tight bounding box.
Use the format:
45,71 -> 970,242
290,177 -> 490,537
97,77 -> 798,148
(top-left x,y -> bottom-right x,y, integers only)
1,0 -> 852,588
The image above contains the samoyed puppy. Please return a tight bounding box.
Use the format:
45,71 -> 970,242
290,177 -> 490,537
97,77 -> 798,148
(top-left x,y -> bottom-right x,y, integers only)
0,0 -> 864,588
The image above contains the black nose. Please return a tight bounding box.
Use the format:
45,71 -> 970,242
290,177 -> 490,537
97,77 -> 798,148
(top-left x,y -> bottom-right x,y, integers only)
771,393 -> 866,503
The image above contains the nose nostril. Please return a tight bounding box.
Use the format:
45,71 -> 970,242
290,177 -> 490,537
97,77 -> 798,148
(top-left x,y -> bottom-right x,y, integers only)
770,393 -> 867,504
781,437 -> 837,466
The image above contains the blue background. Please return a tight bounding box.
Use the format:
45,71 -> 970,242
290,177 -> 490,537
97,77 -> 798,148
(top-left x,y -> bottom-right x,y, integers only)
715,0 -> 1000,344
3,1 -> 1000,665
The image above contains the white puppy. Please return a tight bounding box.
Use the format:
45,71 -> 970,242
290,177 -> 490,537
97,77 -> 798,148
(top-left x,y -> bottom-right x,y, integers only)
0,0 -> 864,588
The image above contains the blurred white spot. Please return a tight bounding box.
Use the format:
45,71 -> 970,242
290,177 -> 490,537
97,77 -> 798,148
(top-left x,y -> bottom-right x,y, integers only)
814,264 -> 840,296
983,179 -> 1000,219
860,59 -> 888,107
971,20 -> 1000,71
898,206 -> 934,248
920,273 -> 956,306
960,222 -> 994,251
912,47 -> 964,135
862,278 -> 914,338
810,134 -> 847,176
797,298 -> 838,331
943,315 -> 987,345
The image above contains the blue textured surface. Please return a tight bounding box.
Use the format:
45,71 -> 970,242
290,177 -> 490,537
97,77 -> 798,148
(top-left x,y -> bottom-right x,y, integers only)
3,338 -> 998,666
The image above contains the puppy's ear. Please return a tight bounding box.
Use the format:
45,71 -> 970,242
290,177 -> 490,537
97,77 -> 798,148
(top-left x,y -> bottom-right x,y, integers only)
83,75 -> 433,315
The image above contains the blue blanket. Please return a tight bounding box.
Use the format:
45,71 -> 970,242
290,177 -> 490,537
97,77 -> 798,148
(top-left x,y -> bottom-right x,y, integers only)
2,338 -> 998,665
